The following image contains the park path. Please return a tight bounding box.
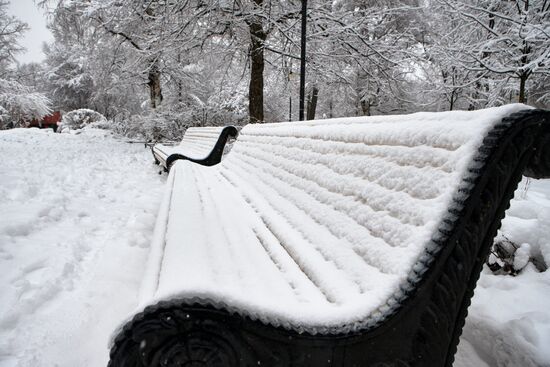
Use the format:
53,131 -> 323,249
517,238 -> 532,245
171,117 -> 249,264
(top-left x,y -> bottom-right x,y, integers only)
0,128 -> 164,366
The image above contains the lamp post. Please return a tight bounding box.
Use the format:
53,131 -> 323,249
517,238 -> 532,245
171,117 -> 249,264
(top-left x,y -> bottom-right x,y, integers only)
288,70 -> 294,121
298,0 -> 307,121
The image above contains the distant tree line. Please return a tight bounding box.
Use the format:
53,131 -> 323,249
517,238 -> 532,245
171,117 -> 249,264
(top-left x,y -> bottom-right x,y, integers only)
1,0 -> 549,132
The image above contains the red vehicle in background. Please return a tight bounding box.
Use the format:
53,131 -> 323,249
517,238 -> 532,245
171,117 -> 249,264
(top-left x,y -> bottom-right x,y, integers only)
28,111 -> 62,131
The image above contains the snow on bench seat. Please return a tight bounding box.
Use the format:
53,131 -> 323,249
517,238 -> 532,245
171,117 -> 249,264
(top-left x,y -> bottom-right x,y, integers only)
152,125 -> 238,170
138,104 -> 533,333
110,104 -> 550,367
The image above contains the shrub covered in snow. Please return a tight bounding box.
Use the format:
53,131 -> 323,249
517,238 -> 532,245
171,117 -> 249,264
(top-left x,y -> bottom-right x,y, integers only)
0,105 -> 10,129
58,109 -> 107,132
109,103 -> 242,142
0,78 -> 52,129
109,112 -> 186,142
106,92 -> 247,142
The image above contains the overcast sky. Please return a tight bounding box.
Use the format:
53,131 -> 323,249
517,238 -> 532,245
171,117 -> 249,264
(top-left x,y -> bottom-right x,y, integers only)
7,0 -> 54,64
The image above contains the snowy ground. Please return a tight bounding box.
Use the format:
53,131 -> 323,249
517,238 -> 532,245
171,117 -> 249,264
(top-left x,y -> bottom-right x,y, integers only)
455,177 -> 550,367
0,128 -> 165,366
0,127 -> 549,366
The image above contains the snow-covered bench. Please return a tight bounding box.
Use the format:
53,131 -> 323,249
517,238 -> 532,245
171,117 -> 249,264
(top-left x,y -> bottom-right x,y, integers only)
151,125 -> 238,171
110,105 -> 550,367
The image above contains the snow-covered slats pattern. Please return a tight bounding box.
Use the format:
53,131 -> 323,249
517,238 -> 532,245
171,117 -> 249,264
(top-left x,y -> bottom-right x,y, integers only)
145,104 -> 529,333
155,126 -> 228,160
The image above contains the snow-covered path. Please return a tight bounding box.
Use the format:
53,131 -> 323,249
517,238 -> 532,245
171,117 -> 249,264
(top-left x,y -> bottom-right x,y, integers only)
0,128 -> 164,366
0,127 -> 549,366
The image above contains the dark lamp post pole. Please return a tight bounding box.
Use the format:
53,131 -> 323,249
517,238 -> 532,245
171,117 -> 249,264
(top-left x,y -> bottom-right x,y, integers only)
299,0 -> 307,121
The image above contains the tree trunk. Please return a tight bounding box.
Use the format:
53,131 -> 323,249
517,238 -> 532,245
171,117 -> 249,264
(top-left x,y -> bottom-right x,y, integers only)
450,90 -> 456,111
148,60 -> 163,109
306,86 -> 319,120
177,53 -> 183,103
248,12 -> 266,124
518,41 -> 531,104
361,99 -> 371,116
519,74 -> 527,103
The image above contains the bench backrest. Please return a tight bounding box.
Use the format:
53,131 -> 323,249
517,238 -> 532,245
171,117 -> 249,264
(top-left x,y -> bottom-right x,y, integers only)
152,125 -> 239,169
210,104 -> 548,331
177,126 -> 237,158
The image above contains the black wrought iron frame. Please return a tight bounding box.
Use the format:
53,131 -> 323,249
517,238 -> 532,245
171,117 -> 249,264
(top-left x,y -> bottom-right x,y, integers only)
111,109 -> 550,367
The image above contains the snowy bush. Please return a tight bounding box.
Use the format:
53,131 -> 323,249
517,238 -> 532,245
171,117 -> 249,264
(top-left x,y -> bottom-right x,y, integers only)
110,100 -> 247,142
0,105 -> 10,129
59,109 -> 106,132
0,78 -> 52,129
111,111 -> 187,142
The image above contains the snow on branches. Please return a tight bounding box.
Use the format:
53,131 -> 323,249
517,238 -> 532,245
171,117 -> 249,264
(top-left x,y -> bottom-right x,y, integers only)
0,78 -> 52,129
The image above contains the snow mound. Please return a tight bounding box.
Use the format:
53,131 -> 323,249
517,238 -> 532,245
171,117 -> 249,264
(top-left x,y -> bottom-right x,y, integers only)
58,109 -> 107,132
135,104 -> 532,335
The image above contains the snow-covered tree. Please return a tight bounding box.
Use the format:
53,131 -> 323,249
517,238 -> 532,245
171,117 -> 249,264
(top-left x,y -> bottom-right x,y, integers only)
434,0 -> 550,107
0,0 -> 29,75
0,78 -> 52,128
36,0 -> 549,133
43,43 -> 95,110
0,1 -> 52,128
